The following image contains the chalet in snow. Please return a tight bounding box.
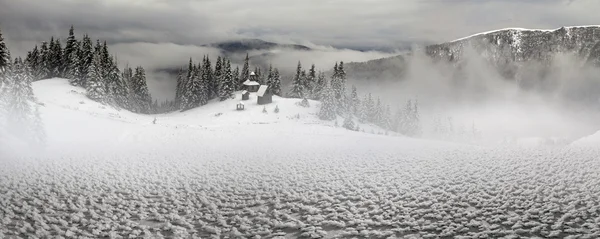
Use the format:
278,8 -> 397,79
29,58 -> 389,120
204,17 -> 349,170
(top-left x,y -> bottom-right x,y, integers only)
237,71 -> 273,109
243,71 -> 260,92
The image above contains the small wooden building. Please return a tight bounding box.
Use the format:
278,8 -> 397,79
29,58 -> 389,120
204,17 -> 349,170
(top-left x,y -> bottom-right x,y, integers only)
241,90 -> 249,100
257,85 -> 272,105
243,80 -> 260,92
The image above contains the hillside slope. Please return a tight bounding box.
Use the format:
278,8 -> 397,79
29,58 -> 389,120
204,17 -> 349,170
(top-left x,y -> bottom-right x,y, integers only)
28,78 -> 395,157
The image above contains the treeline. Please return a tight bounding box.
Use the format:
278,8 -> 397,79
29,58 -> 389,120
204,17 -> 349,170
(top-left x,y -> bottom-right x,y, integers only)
288,61 -> 422,136
173,53 -> 282,111
22,26 -> 153,113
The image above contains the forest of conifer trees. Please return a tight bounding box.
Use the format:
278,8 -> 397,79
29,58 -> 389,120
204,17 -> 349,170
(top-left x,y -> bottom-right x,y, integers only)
1,25 -> 428,139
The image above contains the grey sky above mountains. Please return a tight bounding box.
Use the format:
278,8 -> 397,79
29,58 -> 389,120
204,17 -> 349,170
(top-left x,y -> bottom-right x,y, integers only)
1,0 -> 598,51
1,0 -> 598,101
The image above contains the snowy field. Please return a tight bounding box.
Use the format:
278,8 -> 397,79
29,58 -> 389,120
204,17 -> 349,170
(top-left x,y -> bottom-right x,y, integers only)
2,79 -> 600,238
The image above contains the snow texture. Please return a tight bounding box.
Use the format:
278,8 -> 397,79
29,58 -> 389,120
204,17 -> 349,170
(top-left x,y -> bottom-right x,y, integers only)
1,78 -> 600,238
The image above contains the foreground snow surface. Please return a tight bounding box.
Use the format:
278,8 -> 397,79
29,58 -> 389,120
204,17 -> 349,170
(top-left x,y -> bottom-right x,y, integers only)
2,79 -> 600,238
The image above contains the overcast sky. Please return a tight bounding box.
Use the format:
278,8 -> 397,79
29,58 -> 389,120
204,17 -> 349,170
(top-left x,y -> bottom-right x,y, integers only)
1,0 -> 598,100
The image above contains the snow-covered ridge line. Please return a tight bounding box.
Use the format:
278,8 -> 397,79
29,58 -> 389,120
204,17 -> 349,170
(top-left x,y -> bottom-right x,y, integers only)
450,25 -> 600,43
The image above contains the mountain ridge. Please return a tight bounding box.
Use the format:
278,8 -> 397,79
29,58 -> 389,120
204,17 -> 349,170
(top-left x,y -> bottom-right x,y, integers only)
344,25 -> 600,81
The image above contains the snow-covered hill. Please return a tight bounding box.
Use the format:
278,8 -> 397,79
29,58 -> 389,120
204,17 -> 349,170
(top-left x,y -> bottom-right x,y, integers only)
25,78 -> 395,157
2,78 -> 600,238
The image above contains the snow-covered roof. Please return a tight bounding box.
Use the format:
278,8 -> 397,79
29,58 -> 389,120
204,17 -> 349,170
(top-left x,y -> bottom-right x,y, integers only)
257,85 -> 269,97
241,90 -> 248,95
243,80 -> 260,86
250,71 -> 256,76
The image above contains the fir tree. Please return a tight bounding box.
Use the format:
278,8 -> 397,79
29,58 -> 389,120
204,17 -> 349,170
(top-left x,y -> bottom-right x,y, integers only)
218,59 -> 234,101
131,66 -> 152,113
38,41 -> 50,80
77,35 -> 93,87
64,26 -> 80,81
25,45 -> 41,81
85,54 -> 106,102
330,62 -> 347,113
350,85 -> 360,115
240,53 -> 250,87
107,59 -> 129,109
318,80 -> 337,120
174,67 -> 185,109
5,58 -> 45,144
49,37 -> 63,78
343,113 -> 355,131
202,56 -> 213,100
307,64 -> 317,98
0,27 -> 10,76
232,66 -> 240,91
288,61 -> 304,98
313,71 -> 326,100
270,68 -> 282,96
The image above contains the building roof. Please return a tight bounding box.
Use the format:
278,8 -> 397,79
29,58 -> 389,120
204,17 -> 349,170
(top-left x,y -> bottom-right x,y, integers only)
250,71 -> 256,76
241,90 -> 248,95
257,85 -> 269,97
243,80 -> 260,86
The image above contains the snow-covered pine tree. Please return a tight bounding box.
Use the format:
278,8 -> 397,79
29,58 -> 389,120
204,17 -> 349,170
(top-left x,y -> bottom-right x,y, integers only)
6,58 -> 45,145
240,53 -> 250,88
365,93 -> 375,122
232,66 -> 240,91
270,68 -> 282,96
107,59 -> 130,109
77,35 -> 93,87
184,62 -> 202,108
64,26 -> 79,81
131,66 -> 152,113
174,67 -> 185,109
218,59 -> 234,101
374,98 -> 383,127
0,29 -> 10,140
85,54 -> 106,102
288,61 -> 304,98
318,80 -> 337,120
358,94 -> 368,123
330,62 -> 347,114
313,71 -> 326,100
214,56 -> 223,100
0,27 -> 10,76
38,41 -> 50,80
202,55 -> 213,100
350,85 -> 359,115
307,64 -> 316,98
197,62 -> 208,106
49,37 -> 63,78
100,41 -> 112,80
25,45 -> 42,81
343,113 -> 355,131
266,64 -> 273,92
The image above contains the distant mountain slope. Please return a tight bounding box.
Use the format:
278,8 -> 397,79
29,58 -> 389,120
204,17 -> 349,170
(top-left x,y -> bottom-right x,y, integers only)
206,39 -> 311,53
345,26 -> 600,80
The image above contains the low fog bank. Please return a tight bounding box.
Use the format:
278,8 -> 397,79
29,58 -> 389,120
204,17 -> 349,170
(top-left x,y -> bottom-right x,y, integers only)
350,48 -> 600,145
